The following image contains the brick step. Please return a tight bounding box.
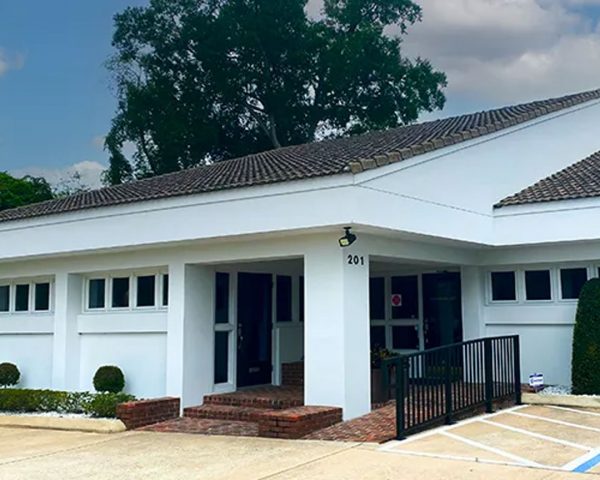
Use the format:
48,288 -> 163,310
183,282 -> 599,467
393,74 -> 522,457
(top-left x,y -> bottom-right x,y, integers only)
202,394 -> 303,410
183,404 -> 270,422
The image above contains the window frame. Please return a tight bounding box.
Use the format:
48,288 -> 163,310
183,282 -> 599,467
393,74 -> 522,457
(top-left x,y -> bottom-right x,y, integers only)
0,277 -> 54,315
523,268 -> 554,303
489,270 -> 518,303
558,266 -> 590,302
83,270 -> 168,313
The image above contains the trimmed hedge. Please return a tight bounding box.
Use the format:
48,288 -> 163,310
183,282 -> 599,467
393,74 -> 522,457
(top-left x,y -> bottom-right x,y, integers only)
572,278 -> 600,395
0,389 -> 135,418
93,366 -> 125,394
0,363 -> 20,387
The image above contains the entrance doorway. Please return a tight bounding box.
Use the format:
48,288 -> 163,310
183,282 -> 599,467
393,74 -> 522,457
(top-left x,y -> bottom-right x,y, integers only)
423,272 -> 462,348
237,272 -> 273,387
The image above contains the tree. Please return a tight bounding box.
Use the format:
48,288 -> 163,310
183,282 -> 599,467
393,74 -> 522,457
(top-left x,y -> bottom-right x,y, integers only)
0,172 -> 54,212
571,279 -> 600,395
105,0 -> 447,184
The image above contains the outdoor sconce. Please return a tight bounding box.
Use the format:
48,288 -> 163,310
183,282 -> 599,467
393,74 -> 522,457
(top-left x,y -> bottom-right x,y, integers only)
338,227 -> 357,248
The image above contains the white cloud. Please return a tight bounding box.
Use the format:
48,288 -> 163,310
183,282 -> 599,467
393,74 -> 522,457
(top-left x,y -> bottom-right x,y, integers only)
0,48 -> 25,77
11,161 -> 105,190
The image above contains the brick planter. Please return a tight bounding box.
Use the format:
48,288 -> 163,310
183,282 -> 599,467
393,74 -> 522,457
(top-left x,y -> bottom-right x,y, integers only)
116,397 -> 180,430
281,362 -> 304,386
258,406 -> 342,439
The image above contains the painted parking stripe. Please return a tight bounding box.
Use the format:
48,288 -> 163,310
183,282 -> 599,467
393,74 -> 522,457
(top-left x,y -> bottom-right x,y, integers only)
479,418 -> 591,450
546,405 -> 600,418
563,449 -> 600,471
509,411 -> 600,433
571,452 -> 600,473
440,431 -> 542,467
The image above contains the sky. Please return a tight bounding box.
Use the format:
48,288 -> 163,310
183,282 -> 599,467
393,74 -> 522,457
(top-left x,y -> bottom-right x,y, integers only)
1,0 -> 600,188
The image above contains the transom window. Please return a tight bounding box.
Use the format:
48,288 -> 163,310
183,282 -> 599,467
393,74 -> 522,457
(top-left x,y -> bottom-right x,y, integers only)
85,271 -> 168,311
560,268 -> 588,300
490,271 -> 516,301
0,280 -> 52,313
525,270 -> 552,301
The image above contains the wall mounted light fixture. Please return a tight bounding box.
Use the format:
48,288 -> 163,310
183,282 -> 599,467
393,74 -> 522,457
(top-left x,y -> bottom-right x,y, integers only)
338,227 -> 357,248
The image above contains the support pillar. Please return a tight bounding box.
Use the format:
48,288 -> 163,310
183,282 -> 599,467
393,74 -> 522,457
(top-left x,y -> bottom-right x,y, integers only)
52,272 -> 82,391
166,263 -> 215,408
304,235 -> 370,420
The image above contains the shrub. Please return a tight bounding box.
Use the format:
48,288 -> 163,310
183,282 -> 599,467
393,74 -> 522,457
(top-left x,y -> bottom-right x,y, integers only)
93,366 -> 125,393
572,279 -> 600,395
84,392 -> 134,418
0,363 -> 20,388
0,389 -> 134,417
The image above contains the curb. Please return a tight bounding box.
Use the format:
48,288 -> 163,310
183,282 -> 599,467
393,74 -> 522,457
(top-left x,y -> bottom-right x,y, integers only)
0,415 -> 127,433
523,392 -> 600,409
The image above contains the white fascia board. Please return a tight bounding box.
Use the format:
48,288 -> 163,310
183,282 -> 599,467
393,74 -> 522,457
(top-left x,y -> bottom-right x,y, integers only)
493,197 -> 600,246
0,175 -> 356,261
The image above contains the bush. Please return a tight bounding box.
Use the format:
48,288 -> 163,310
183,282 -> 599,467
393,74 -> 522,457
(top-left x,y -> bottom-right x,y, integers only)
0,363 -> 20,387
572,279 -> 600,395
0,389 -> 134,417
84,392 -> 134,418
93,366 -> 125,393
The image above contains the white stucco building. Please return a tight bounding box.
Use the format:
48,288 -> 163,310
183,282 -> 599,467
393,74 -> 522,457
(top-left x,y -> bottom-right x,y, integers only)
2,88 -> 600,420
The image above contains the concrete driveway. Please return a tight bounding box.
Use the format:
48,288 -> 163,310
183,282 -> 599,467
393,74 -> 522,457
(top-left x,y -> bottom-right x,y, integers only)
0,425 -> 589,479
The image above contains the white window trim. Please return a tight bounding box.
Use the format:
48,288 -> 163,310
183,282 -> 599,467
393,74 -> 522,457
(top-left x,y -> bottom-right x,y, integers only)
557,265 -> 590,303
487,269 -> 519,304
0,277 -> 54,315
83,270 -> 168,313
522,267 -> 555,303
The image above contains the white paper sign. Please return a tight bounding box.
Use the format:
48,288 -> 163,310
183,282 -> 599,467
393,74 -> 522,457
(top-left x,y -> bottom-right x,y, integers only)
529,373 -> 544,388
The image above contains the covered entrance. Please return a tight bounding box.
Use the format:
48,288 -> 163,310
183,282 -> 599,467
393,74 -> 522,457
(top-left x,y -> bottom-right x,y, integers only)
369,264 -> 463,355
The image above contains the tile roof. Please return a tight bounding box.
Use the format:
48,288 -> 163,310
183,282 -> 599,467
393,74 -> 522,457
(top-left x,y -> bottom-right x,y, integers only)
496,150 -> 600,208
2,88 -> 600,224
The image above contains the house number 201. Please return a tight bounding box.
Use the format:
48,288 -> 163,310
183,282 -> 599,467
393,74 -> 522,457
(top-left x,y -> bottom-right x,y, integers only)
347,255 -> 365,266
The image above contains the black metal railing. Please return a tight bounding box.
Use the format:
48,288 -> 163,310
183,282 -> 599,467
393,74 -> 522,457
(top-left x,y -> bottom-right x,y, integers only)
382,335 -> 521,439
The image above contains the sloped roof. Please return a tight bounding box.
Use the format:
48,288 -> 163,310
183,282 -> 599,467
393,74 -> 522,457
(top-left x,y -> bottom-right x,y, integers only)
2,88 -> 600,224
496,150 -> 600,208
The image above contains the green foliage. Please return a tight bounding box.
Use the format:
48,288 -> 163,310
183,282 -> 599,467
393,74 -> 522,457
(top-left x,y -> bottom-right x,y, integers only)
371,347 -> 396,369
572,279 -> 600,395
105,0 -> 447,184
0,172 -> 54,212
85,392 -> 134,418
93,366 -> 125,393
0,363 -> 20,387
0,389 -> 134,417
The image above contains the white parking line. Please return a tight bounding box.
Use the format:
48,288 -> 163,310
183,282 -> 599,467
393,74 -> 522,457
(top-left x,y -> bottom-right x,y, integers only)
546,405 -> 600,418
562,448 -> 600,471
479,418 -> 591,450
509,411 -> 600,433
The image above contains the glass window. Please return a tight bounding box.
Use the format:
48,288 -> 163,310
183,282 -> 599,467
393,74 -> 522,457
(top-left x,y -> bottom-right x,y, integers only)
112,277 -> 130,308
391,276 -> 418,319
214,331 -> 229,384
525,270 -> 551,301
0,285 -> 9,312
561,268 -> 587,299
370,325 -> 386,350
491,271 -> 516,301
392,325 -> 419,350
15,284 -> 29,311
215,272 -> 229,324
34,283 -> 50,311
369,277 -> 385,319
276,276 -> 292,322
162,274 -> 169,306
299,276 -> 304,322
88,279 -> 105,309
136,275 -> 155,307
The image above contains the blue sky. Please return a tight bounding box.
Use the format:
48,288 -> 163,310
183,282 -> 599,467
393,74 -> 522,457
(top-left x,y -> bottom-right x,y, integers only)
1,0 -> 600,187
0,1 -> 147,185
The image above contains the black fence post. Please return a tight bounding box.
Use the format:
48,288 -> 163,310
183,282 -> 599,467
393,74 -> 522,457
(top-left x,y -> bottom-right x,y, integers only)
396,357 -> 407,440
444,348 -> 454,425
513,335 -> 522,405
484,337 -> 493,413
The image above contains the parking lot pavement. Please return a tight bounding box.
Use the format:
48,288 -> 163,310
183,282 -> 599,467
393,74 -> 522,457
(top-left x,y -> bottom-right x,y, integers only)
381,404 -> 600,474
0,415 -> 591,479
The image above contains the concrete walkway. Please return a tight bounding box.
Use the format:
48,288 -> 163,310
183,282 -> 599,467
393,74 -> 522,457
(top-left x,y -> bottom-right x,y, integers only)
0,426 -> 587,479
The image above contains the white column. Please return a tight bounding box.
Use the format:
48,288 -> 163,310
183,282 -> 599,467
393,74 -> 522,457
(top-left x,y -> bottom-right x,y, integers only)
166,263 -> 215,408
304,235 -> 370,420
461,266 -> 485,340
52,272 -> 82,391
